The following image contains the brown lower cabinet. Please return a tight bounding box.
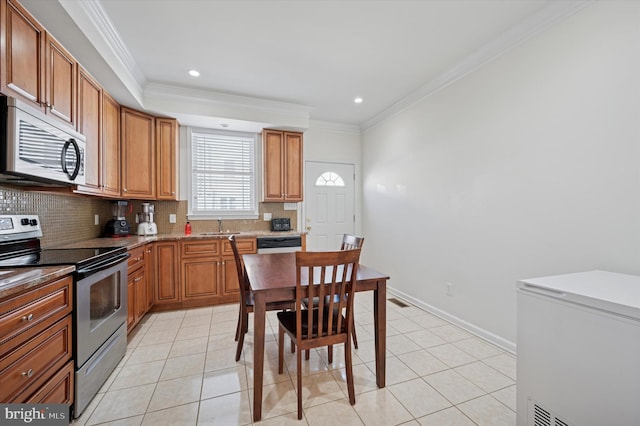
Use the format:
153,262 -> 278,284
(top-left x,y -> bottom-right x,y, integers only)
0,275 -> 74,406
151,237 -> 256,312
154,241 -> 180,304
126,244 -> 153,333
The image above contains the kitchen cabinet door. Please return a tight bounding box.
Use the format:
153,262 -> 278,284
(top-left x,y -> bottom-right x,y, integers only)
154,241 -> 180,304
133,267 -> 147,325
181,258 -> 220,300
1,0 -> 46,107
75,66 -> 102,196
44,33 -> 76,126
283,132 -> 303,201
102,91 -> 121,197
144,243 -> 155,310
156,117 -> 179,200
262,129 -> 303,202
222,258 -> 240,296
221,237 -> 256,297
121,107 -> 155,199
263,130 -> 285,201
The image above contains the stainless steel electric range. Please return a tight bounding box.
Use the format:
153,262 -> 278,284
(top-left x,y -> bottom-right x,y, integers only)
0,215 -> 129,418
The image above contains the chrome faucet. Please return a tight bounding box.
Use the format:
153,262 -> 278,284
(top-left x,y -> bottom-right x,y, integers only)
218,218 -> 222,233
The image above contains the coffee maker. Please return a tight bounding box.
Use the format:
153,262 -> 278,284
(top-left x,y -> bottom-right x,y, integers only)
137,203 -> 158,236
104,200 -> 131,237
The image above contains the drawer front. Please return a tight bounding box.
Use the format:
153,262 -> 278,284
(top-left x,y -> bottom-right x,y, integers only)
181,240 -> 220,257
0,276 -> 73,347
221,238 -> 256,256
127,246 -> 145,271
0,315 -> 72,402
27,360 -> 74,405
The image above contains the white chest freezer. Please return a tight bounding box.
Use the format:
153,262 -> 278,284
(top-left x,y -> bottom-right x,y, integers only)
516,270 -> 640,426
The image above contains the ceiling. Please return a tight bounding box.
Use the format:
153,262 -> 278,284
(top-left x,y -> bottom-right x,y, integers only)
20,0 -> 586,131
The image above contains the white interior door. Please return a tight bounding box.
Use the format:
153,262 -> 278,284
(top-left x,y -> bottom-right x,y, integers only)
305,161 -> 355,251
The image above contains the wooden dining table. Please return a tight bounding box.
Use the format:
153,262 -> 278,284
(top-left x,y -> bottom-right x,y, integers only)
242,251 -> 390,422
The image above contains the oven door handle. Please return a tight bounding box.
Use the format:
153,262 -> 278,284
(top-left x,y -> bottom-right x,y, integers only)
76,253 -> 130,278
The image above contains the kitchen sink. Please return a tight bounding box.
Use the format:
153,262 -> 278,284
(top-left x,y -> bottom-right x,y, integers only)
198,232 -> 240,236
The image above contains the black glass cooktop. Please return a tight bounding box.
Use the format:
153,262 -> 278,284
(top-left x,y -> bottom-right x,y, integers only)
0,247 -> 127,268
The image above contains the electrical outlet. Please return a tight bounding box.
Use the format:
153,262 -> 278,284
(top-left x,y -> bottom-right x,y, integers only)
169,214 -> 177,224
94,214 -> 99,226
446,282 -> 453,296
264,213 -> 272,221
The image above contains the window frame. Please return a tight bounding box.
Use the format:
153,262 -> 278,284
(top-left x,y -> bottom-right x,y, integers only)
187,127 -> 261,220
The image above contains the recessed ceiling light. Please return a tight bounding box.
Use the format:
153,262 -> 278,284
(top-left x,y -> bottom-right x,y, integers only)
354,97 -> 363,104
220,123 -> 229,128
188,69 -> 200,77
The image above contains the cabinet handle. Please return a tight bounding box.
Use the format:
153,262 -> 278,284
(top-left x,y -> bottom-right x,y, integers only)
21,369 -> 34,378
123,188 -> 128,192
21,313 -> 34,322
134,277 -> 143,282
172,191 -> 175,195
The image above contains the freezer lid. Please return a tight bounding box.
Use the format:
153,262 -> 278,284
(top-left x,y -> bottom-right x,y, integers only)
517,270 -> 640,320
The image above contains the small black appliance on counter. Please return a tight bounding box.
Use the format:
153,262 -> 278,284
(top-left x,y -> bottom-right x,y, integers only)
271,217 -> 291,231
104,200 -> 131,237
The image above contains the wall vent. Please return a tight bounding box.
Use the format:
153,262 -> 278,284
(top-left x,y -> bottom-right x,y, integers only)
528,398 -> 571,426
388,298 -> 409,308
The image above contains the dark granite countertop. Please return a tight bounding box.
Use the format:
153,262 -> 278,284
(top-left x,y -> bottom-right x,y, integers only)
0,265 -> 75,300
58,231 -> 304,251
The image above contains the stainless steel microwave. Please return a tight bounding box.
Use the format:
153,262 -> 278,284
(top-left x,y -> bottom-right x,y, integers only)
0,96 -> 86,186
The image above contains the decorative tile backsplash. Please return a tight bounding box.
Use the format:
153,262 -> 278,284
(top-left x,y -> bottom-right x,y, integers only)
0,184 -> 298,247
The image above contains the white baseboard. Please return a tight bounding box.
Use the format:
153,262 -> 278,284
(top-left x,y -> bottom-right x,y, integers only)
387,286 -> 517,355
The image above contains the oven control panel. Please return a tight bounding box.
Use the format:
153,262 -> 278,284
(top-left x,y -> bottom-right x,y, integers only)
0,215 -> 43,240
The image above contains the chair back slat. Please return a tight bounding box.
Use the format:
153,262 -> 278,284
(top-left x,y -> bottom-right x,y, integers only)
295,249 -> 361,344
340,234 -> 365,251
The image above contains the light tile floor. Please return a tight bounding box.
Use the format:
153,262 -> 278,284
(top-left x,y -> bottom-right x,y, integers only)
72,295 -> 516,425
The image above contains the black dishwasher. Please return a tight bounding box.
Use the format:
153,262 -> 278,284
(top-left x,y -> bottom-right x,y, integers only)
257,236 -> 302,253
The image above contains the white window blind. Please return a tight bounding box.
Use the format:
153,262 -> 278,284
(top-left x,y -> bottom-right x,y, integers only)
190,131 -> 258,217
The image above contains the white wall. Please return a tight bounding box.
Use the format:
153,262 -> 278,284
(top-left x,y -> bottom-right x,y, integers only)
303,122 -> 363,235
362,2 -> 640,351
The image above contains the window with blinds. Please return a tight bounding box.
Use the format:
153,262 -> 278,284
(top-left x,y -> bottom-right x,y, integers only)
189,130 -> 258,218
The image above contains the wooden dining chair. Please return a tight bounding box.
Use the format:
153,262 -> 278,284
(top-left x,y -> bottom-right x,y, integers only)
230,235 -> 294,362
302,234 -> 364,361
277,249 -> 361,419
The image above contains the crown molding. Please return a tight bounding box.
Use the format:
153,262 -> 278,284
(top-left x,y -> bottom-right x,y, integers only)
362,0 -> 593,130
308,120 -> 361,135
59,0 -> 146,105
144,82 -> 311,130
144,82 -> 311,117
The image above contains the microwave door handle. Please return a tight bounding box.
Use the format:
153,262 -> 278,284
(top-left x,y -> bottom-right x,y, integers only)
61,138 -> 81,180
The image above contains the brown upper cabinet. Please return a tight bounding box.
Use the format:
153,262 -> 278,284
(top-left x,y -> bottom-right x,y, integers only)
75,66 -> 102,196
1,0 -> 46,106
2,0 -> 178,201
262,129 -> 303,202
44,33 -> 76,126
156,117 -> 179,200
75,68 -> 122,198
0,0 -> 76,127
121,107 -> 156,199
101,91 -> 121,197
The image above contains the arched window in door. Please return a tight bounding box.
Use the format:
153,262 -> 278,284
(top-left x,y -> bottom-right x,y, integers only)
315,171 -> 345,187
